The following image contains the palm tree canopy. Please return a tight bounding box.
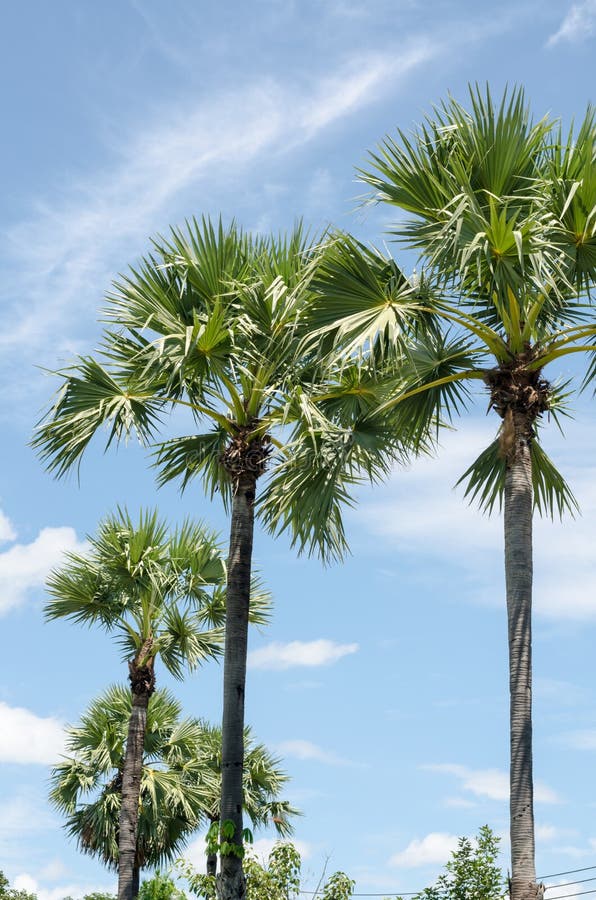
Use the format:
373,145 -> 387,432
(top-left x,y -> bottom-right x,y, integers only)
33,220 -> 422,562
50,686 -> 298,869
308,86 -> 596,515
45,508 -> 270,678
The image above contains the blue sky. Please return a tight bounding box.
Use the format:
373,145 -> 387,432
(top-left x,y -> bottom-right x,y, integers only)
1,1 -> 596,897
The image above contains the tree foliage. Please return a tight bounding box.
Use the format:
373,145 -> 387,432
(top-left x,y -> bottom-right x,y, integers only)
180,842 -> 354,900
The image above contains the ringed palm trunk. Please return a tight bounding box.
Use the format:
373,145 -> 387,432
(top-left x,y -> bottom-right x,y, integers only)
132,866 -> 140,900
217,472 -> 256,900
207,815 -> 218,877
504,412 -> 538,900
118,654 -> 155,900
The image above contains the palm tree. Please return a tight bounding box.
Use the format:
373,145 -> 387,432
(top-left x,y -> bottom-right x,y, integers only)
46,508 -> 267,900
192,721 -> 298,878
33,221 -> 404,900
51,686 -> 217,898
51,686 -> 297,897
310,87 -> 596,900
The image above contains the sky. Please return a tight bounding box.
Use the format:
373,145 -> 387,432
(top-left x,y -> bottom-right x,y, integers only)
1,1 -> 595,897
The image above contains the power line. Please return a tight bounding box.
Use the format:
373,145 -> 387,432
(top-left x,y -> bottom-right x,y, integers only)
293,862 -> 596,899
545,877 -> 596,890
541,867 -> 596,881
299,891 -> 418,897
544,889 -> 596,900
298,885 -> 421,896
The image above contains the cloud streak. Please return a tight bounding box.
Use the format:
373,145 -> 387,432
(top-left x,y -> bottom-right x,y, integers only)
2,44 -> 435,385
423,762 -> 559,804
277,739 -> 358,767
547,1 -> 596,46
248,639 -> 359,670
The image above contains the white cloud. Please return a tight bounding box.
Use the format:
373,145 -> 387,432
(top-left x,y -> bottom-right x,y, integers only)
0,701 -> 65,764
13,874 -> 115,900
277,739 -> 356,767
389,832 -> 459,868
536,824 -> 573,843
38,861 -> 70,882
0,522 -> 87,615
0,510 -> 16,542
547,1 -> 596,46
358,417 -> 596,621
248,639 -> 359,670
424,763 -> 559,804
249,837 -> 313,863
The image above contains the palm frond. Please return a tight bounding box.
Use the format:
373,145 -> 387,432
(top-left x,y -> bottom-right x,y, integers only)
152,429 -> 231,502
456,434 -> 578,518
33,358 -> 164,478
308,232 -> 434,356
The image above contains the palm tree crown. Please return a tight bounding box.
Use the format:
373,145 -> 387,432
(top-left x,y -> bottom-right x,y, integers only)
51,686 -> 217,876
51,687 -> 297,886
46,508 -> 233,680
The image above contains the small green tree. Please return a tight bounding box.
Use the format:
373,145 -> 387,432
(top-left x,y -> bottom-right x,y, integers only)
393,827 -> 504,900
138,873 -> 186,900
320,871 -> 355,900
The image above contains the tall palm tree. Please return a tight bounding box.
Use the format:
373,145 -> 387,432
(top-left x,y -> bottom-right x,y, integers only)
33,222 -> 404,900
310,87 -> 596,900
51,686 -> 297,897
46,508 -> 268,900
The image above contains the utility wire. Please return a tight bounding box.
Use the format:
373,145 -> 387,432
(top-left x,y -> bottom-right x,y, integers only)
541,867 -> 596,881
543,889 -> 596,900
294,863 -> 596,898
545,877 -> 596,890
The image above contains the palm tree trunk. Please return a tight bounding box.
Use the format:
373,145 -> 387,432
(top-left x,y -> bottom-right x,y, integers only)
118,657 -> 155,900
207,816 -> 218,878
207,851 -> 218,878
504,414 -> 539,900
132,866 -> 140,900
217,472 -> 256,900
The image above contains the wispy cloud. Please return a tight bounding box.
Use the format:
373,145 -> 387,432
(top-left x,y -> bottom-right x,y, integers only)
248,639 -> 359,670
277,739 -> 358,767
0,511 -> 16,543
547,1 -> 596,46
2,45 -> 435,385
423,762 -> 560,804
